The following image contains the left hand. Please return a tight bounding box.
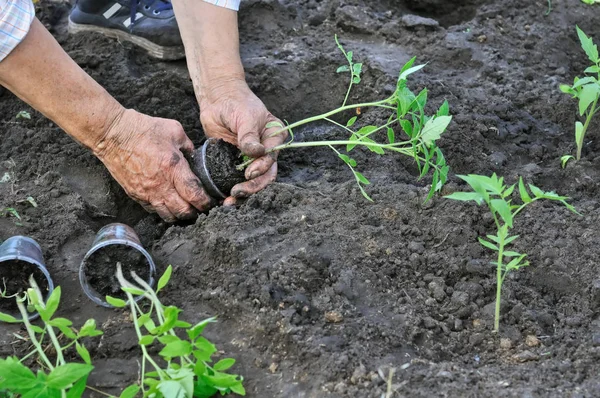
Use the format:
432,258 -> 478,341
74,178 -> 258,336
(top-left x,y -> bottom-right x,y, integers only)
198,78 -> 288,205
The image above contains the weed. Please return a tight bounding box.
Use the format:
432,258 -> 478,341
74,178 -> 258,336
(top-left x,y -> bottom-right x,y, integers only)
560,26 -> 600,165
107,264 -> 245,398
15,111 -> 31,120
446,174 -> 579,331
0,276 -> 103,397
240,36 -> 451,201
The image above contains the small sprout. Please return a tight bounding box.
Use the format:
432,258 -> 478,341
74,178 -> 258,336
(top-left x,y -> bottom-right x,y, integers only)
560,26 -> 600,161
15,111 -> 31,120
446,174 -> 579,331
561,155 -> 575,168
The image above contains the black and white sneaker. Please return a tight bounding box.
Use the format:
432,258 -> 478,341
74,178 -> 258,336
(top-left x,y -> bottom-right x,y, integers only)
68,0 -> 185,60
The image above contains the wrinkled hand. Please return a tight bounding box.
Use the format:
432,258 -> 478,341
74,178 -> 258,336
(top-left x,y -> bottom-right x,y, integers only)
94,109 -> 213,222
199,79 -> 288,205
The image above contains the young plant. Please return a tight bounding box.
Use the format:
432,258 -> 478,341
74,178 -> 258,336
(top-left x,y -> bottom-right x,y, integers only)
560,26 -> 600,165
107,264 -> 245,398
239,36 -> 451,201
0,276 -> 103,397
446,174 -> 578,331
0,207 -> 22,226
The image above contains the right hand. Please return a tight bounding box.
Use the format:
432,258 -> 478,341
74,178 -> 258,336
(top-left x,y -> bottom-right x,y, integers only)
93,109 -> 213,222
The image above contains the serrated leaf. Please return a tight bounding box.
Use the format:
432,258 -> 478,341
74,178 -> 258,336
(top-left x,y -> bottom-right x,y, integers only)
346,116 -> 357,127
157,265 -> 173,293
47,363 -> 93,389
420,116 -> 452,146
213,358 -> 236,371
576,25 -> 599,64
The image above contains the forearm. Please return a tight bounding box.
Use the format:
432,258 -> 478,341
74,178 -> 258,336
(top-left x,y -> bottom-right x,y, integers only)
171,0 -> 245,106
0,18 -> 124,151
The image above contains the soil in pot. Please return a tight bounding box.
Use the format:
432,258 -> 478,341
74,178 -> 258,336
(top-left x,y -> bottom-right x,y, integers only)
191,139 -> 245,197
82,245 -> 151,300
0,260 -> 49,315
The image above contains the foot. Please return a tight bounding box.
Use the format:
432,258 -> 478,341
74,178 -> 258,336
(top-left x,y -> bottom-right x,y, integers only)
68,0 -> 184,60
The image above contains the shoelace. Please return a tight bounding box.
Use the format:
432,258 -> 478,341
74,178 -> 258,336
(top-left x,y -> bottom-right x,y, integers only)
130,0 -> 172,26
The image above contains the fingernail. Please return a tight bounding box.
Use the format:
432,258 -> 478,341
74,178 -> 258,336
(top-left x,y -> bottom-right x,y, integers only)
233,189 -> 248,198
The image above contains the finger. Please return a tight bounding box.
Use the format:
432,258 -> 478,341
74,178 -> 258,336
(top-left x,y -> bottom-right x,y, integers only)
231,163 -> 277,198
245,152 -> 276,180
152,202 -> 177,223
223,196 -> 239,207
164,192 -> 197,220
173,163 -> 214,212
263,118 -> 288,147
140,202 -> 156,214
238,122 -> 266,158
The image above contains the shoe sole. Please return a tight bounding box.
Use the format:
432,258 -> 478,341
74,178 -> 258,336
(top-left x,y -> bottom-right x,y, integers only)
68,18 -> 185,61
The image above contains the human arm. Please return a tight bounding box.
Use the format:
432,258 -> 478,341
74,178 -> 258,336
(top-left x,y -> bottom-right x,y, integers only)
171,0 -> 288,203
0,14 -> 212,221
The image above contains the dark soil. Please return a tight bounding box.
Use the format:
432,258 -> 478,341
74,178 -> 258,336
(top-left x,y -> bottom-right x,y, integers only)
2,0 -> 600,397
82,244 -> 151,299
0,260 -> 49,315
191,139 -> 246,198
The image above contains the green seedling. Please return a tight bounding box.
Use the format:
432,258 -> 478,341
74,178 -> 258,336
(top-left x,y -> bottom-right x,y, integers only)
446,174 -> 578,331
560,26 -> 600,164
0,207 -> 21,226
107,264 -> 245,398
239,36 -> 451,201
15,111 -> 31,120
581,0 -> 600,4
0,276 -> 103,398
546,0 -> 552,15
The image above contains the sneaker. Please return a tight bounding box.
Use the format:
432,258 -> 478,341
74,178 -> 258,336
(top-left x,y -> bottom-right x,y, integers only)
68,0 -> 185,60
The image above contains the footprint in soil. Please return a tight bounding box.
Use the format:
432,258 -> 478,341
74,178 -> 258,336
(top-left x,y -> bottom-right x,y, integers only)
0,260 -> 49,315
82,245 -> 151,300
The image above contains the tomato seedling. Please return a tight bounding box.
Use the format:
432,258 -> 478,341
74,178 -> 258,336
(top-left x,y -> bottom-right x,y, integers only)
560,26 -> 600,165
107,264 -> 245,398
446,174 -> 579,331
0,276 -> 103,397
240,36 -> 451,201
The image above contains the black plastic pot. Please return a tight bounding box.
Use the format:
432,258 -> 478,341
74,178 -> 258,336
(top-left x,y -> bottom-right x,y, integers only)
0,236 -> 54,321
190,138 -> 246,200
79,223 -> 156,308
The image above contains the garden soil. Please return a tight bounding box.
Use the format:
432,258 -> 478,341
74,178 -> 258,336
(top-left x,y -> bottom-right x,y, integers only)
1,0 -> 600,396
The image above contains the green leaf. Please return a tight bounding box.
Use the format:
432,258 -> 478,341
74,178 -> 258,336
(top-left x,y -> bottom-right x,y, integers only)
65,375 -> 88,398
338,153 -> 357,167
411,88 -> 428,112
47,363 -> 93,389
503,183 -> 515,198
437,100 -> 450,117
578,83 -> 599,115
528,184 -> 545,198
346,51 -> 353,62
159,340 -> 193,359
399,56 -> 416,76
22,386 -> 58,398
106,296 -> 126,308
399,64 -> 426,81
354,171 -> 370,185
119,385 -> 141,398
399,119 -> 413,138
188,317 -> 217,341
336,65 -> 350,73
346,116 -> 357,127
75,342 -> 91,365
504,235 -> 520,245
0,312 -> 18,323
40,286 -> 61,322
576,25 -> 599,64
48,317 -> 72,328
397,86 -> 416,117
347,133 -> 359,152
352,63 -> 363,76
503,251 -> 522,257
478,237 -> 499,251
157,265 -> 173,293
355,125 -> 378,137
16,110 -> 31,120
572,76 -> 597,89
561,155 -> 575,168
360,137 -> 385,155
121,286 -> 145,296
490,199 -> 513,228
140,335 -> 155,346
157,380 -> 186,398
518,177 -> 532,203
420,116 -> 452,146
194,337 -> 217,361
445,191 -> 484,204
79,318 -> 102,337
0,357 -> 37,389
575,121 -> 585,147
387,127 -> 395,144
560,84 -> 575,95
213,358 -> 236,371
230,382 -> 246,396
505,254 -> 529,271
486,234 -> 500,243
56,324 -> 77,339
585,65 -> 600,74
